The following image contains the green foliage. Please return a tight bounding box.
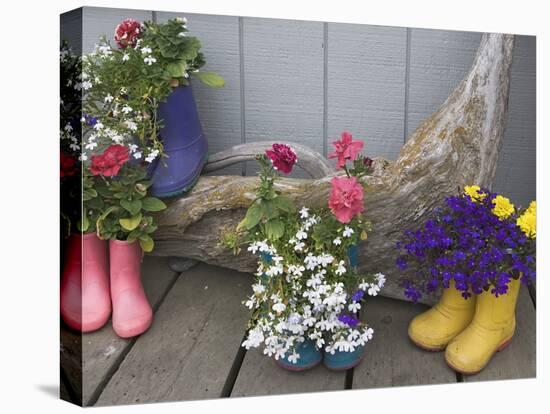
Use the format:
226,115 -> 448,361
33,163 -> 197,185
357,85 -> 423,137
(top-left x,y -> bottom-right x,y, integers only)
91,164 -> 165,250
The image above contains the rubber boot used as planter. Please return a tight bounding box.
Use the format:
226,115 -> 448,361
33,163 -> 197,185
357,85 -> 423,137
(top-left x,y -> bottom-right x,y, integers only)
445,277 -> 521,375
275,340 -> 323,371
61,233 -> 111,332
150,85 -> 208,198
408,280 -> 476,351
109,240 -> 153,338
323,344 -> 365,371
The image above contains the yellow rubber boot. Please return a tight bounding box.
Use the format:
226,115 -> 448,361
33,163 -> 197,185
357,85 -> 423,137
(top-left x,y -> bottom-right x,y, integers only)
445,277 -> 521,374
408,281 -> 476,351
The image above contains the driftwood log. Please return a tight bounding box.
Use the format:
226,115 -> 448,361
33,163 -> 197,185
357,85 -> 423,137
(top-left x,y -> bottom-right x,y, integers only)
151,33 -> 515,305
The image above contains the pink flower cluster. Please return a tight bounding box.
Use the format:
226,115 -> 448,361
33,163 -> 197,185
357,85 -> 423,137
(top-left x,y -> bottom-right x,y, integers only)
114,18 -> 144,49
328,132 -> 366,223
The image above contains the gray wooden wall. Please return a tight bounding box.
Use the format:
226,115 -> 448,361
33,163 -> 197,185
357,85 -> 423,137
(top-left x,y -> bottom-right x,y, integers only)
61,6 -> 536,206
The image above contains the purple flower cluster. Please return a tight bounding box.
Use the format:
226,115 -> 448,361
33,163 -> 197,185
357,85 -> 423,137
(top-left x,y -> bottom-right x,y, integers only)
338,313 -> 359,328
395,189 -> 536,302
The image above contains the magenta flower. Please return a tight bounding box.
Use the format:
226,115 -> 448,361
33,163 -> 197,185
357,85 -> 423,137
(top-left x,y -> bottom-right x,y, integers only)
328,131 -> 364,169
265,143 -> 298,174
328,176 -> 365,223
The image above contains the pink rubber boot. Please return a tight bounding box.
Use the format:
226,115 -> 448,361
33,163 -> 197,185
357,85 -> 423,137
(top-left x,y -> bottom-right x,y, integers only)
60,233 -> 111,332
109,240 -> 153,338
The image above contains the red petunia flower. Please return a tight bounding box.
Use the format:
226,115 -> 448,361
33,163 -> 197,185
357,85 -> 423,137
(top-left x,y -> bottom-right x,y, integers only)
265,143 -> 298,174
90,144 -> 129,177
328,131 -> 364,169
328,176 -> 365,224
60,152 -> 78,178
114,18 -> 144,49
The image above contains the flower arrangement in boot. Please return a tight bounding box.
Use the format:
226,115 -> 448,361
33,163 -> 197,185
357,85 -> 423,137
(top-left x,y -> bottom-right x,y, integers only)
222,133 -> 385,371
396,185 -> 536,373
60,15 -> 225,336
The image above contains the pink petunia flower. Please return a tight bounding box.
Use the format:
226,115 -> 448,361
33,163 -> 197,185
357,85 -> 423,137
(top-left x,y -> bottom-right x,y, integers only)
328,176 -> 365,223
328,131 -> 364,169
265,143 -> 298,174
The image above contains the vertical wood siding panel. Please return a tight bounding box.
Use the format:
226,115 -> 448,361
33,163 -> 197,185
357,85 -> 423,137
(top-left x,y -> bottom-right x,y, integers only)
493,35 -> 536,207
327,24 -> 407,161
407,29 -> 481,138
60,8 -> 83,55
82,7 -> 153,54
243,18 -> 324,178
156,12 -> 242,176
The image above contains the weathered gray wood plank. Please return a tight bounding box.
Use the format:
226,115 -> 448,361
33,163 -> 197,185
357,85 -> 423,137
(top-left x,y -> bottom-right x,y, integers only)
493,35 -> 536,207
327,23 -> 407,161
464,285 -> 536,382
352,296 -> 457,388
60,379 -> 71,403
95,263 -> 252,405
60,256 -> 179,406
82,6 -> 152,54
231,349 -> 346,398
156,12 -> 243,176
60,8 -> 83,54
243,17 -> 324,178
407,28 -> 482,139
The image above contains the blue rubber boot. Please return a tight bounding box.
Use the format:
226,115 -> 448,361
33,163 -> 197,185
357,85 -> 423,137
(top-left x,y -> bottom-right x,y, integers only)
276,340 -> 323,371
150,85 -> 208,198
323,345 -> 365,371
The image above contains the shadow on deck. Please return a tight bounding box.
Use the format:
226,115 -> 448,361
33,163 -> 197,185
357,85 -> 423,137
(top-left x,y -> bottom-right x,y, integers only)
60,256 -> 536,406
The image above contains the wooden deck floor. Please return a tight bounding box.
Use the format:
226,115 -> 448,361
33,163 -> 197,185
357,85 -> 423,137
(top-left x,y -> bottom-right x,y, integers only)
60,256 -> 536,407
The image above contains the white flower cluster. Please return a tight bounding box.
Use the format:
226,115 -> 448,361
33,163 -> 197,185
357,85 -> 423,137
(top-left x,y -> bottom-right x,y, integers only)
72,40 -> 162,164
241,207 -> 386,362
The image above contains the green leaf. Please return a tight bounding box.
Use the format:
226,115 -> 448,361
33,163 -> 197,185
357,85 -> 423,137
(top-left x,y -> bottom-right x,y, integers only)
264,218 -> 285,241
139,234 -> 155,252
273,196 -> 295,213
166,60 -> 188,78
127,229 -> 141,243
141,197 -> 167,212
240,202 -> 262,230
193,71 -> 225,88
260,199 -> 279,219
78,214 -> 90,232
119,213 -> 142,231
120,199 -> 142,215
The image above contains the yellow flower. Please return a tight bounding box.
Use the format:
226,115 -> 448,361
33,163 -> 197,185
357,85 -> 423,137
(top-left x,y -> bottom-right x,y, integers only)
517,200 -> 536,238
464,185 -> 486,202
491,195 -> 515,219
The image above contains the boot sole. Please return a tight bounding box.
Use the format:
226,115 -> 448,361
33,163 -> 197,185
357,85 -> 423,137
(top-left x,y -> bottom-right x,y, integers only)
408,335 -> 446,352
445,336 -> 514,375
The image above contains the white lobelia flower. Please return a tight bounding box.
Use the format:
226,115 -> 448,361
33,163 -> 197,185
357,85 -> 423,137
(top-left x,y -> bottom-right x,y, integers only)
375,273 -> 387,288
141,46 -> 152,55
122,53 -> 130,62
272,302 -> 286,314
144,55 -> 157,65
125,120 -> 138,132
242,328 -> 264,349
252,283 -> 266,295
145,149 -> 159,163
128,144 -> 138,153
177,32 -> 187,38
299,207 -> 309,219
294,241 -> 305,252
333,237 -> 342,246
367,284 -> 380,296
343,226 -> 354,237
184,72 -> 189,78
133,151 -> 142,159
287,351 -> 300,364
70,142 -> 80,152
104,94 -> 114,103
335,260 -> 346,276
348,302 -> 361,313
93,121 -> 104,131
296,229 -> 307,240
121,105 -> 133,114
81,80 -> 93,90
85,141 -> 98,150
